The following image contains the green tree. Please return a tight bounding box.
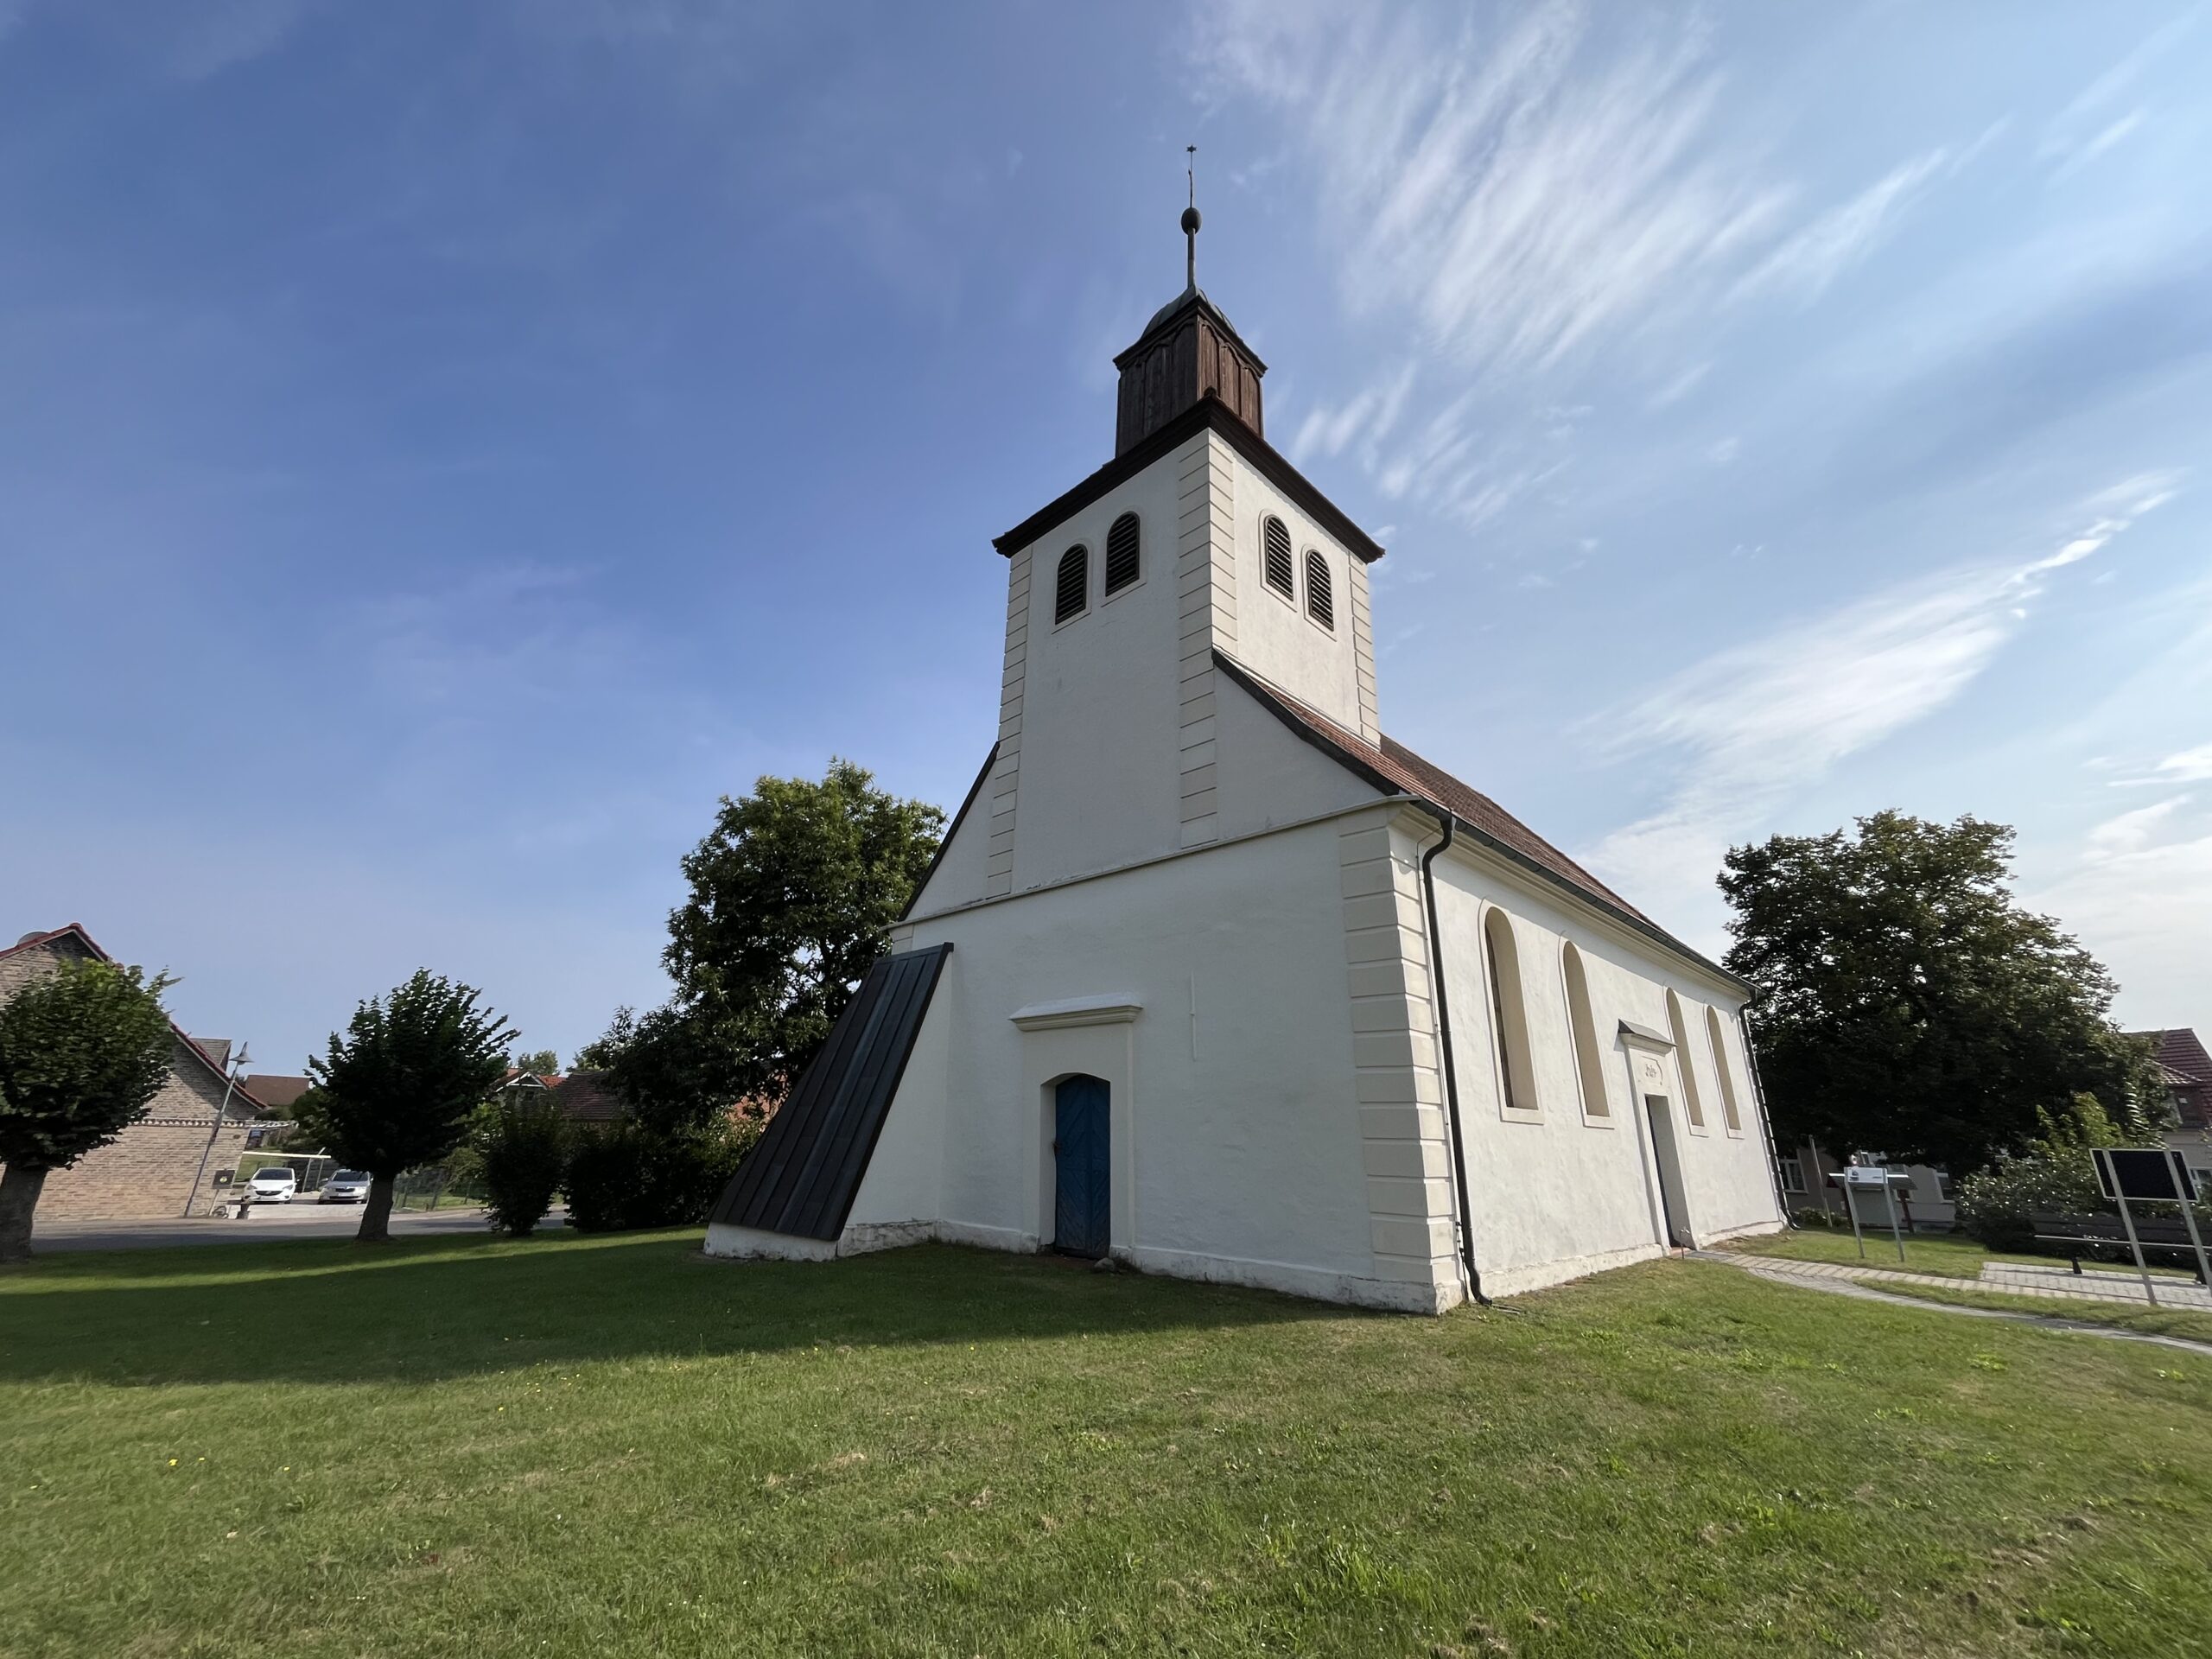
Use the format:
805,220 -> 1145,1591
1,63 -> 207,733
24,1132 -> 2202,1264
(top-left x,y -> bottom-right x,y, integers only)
0,959 -> 177,1261
302,970 -> 516,1243
476,1095 -> 569,1236
1720,810 -> 2158,1176
512,1049 -> 559,1077
1954,1092 -> 2164,1249
614,759 -> 942,1122
570,1007 -> 633,1074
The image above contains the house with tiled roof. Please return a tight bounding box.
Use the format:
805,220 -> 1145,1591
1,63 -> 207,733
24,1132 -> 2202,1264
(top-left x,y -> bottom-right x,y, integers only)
704,210 -> 1784,1309
2132,1027 -> 2212,1192
0,924 -> 267,1220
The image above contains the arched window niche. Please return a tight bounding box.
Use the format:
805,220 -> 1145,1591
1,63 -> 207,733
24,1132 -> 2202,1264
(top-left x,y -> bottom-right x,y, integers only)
1707,1005 -> 1744,1134
1263,515 -> 1295,601
1664,989 -> 1707,1129
1103,512 -> 1141,597
1054,544 -> 1089,625
1483,907 -> 1539,1117
1305,549 -> 1334,630
1561,942 -> 1610,1121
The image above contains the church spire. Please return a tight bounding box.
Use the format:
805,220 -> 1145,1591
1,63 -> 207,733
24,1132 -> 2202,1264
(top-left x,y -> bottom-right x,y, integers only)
1109,151 -> 1267,457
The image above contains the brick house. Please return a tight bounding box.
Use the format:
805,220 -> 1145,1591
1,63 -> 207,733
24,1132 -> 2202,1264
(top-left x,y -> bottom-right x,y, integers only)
2133,1027 -> 2212,1192
0,925 -> 269,1219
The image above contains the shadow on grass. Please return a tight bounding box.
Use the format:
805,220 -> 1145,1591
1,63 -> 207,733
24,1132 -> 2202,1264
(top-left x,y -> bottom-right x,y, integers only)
0,1232 -> 1341,1388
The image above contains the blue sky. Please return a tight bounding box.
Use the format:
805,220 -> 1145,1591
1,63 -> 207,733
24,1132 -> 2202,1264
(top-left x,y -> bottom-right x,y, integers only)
3,1 -> 2209,1073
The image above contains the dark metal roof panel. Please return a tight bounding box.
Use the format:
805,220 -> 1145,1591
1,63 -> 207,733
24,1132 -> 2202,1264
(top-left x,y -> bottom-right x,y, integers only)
709,944 -> 952,1242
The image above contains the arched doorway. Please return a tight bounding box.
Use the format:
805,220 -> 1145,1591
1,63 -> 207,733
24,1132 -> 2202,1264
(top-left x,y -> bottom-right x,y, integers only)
1052,1074 -> 1110,1258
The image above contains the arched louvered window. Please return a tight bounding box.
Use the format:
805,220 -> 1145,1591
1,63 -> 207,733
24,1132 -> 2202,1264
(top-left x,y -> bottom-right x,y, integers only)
1054,545 -> 1088,625
1562,943 -> 1609,1119
1305,550 -> 1334,630
1707,1006 -> 1743,1133
1263,515 -> 1294,599
1665,989 -> 1706,1128
1484,909 -> 1538,1115
1104,512 -> 1141,596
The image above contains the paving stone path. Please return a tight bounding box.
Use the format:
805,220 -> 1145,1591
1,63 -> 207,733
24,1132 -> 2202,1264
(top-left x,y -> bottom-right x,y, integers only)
1692,1250 -> 2212,1356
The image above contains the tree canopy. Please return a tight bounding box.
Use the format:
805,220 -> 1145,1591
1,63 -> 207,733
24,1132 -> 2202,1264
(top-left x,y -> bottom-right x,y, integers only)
0,958 -> 177,1260
1720,810 -> 2155,1175
592,759 -> 943,1127
303,969 -> 515,1241
513,1049 -> 558,1077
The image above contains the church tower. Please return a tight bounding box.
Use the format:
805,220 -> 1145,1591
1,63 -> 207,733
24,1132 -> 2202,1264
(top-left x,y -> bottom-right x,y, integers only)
978,179 -> 1386,899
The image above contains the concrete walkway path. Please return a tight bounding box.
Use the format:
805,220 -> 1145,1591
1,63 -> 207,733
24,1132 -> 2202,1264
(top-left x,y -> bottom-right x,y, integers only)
27,1205 -> 513,1254
1693,1250 -> 2212,1356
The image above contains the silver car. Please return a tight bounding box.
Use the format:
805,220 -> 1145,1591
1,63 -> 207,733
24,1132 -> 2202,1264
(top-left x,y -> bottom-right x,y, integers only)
320,1169 -> 372,1204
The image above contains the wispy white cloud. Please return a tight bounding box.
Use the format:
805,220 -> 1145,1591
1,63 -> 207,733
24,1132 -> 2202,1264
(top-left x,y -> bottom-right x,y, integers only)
2085,796 -> 2191,860
2153,742 -> 2212,783
1646,362 -> 1710,410
1191,2 -> 1792,372
2039,15 -> 2190,176
1290,361 -> 1416,466
1578,478 -> 2177,931
1731,144 -> 1975,305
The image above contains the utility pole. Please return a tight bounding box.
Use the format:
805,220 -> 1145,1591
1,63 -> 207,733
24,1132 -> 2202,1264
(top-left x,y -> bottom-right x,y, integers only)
185,1041 -> 250,1217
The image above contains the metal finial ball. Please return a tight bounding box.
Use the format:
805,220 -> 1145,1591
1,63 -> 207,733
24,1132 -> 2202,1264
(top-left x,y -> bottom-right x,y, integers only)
1181,206 -> 1202,235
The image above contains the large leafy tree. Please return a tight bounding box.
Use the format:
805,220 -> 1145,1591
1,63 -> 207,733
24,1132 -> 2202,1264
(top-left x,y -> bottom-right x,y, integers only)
601,760 -> 943,1124
303,970 -> 515,1242
1720,810 -> 2157,1175
0,960 -> 177,1261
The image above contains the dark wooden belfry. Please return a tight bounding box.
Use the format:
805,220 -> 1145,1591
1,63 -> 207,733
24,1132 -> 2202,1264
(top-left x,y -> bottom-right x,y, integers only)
1111,153 -> 1266,456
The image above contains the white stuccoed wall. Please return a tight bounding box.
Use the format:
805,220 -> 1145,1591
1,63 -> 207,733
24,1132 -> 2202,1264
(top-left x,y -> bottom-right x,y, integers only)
1427,848 -> 1784,1298
837,808 -> 1462,1311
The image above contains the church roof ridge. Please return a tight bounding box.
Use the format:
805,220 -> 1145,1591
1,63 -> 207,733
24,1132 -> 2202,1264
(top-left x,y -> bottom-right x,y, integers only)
1211,652 -> 1745,992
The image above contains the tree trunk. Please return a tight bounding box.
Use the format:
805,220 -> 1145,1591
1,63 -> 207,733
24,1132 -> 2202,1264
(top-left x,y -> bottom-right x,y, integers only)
358,1173 -> 396,1243
0,1164 -> 50,1263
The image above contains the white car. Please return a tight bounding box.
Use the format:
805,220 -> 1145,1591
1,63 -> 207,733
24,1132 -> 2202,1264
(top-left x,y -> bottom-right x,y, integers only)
320,1170 -> 372,1204
247,1167 -> 297,1204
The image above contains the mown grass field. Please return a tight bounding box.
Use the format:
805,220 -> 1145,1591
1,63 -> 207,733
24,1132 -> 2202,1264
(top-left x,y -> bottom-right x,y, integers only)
3,1231 -> 2209,1658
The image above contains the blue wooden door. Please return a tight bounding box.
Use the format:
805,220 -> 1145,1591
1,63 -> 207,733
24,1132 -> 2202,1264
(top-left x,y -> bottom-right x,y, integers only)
1053,1075 -> 1110,1258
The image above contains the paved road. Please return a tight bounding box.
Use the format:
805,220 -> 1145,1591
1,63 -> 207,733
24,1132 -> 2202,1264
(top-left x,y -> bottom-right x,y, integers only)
29,1205 -> 518,1254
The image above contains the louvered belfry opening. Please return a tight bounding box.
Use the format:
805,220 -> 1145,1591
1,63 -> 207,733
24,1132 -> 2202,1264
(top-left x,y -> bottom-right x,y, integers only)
1305,549 -> 1333,628
1103,512 -> 1141,595
1055,544 -> 1088,624
1264,516 -> 1294,598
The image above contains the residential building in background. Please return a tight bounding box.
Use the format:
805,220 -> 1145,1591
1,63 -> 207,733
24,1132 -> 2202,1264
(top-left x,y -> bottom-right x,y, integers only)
0,924 -> 266,1218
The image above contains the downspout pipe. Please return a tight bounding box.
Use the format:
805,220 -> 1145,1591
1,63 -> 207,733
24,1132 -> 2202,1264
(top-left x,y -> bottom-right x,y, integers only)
1417,806 -> 1487,1306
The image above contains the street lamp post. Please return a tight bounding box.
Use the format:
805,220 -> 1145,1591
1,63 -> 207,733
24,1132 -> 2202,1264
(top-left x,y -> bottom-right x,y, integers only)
184,1041 -> 251,1217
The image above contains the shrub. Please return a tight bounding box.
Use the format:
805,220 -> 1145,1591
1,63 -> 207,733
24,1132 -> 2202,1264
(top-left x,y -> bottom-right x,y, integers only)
478,1096 -> 569,1236
1955,1092 -> 2159,1252
564,1113 -> 764,1233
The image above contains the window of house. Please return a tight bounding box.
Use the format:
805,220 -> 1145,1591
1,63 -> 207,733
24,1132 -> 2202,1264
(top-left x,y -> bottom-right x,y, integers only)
1934,1169 -> 1955,1202
1561,942 -> 1609,1119
1778,1159 -> 1807,1195
1705,1005 -> 1743,1133
1054,544 -> 1088,625
1305,549 -> 1334,630
1484,909 -> 1538,1115
1665,990 -> 1707,1128
1263,515 -> 1295,600
1104,512 -> 1141,596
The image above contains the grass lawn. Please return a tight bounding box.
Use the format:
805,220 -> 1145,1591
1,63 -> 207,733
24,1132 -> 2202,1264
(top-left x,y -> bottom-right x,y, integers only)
1859,1276 -> 2212,1347
1723,1225 -> 2196,1281
3,1234 -> 2209,1658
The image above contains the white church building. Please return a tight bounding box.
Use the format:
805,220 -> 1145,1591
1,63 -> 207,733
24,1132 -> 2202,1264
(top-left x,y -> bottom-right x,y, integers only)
707,214 -> 1786,1311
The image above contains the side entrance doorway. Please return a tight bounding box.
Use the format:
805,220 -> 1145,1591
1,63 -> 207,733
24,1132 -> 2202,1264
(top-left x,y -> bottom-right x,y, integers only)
1644,1093 -> 1694,1248
1052,1074 -> 1110,1258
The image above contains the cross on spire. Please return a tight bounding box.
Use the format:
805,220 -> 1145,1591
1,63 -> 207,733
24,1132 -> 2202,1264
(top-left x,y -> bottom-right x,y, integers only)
1182,144 -> 1201,291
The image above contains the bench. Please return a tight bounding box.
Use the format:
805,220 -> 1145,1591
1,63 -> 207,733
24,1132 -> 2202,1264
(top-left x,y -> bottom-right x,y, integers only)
2029,1212 -> 2209,1282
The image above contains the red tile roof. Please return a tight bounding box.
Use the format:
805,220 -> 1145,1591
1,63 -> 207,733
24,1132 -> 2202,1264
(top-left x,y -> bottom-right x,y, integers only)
1213,653 -> 1738,987
2129,1028 -> 2209,1084
1,923 -> 270,1114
